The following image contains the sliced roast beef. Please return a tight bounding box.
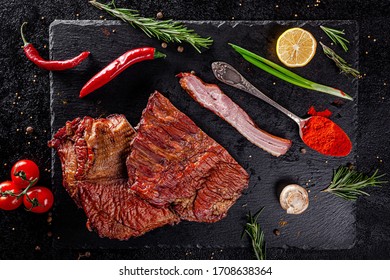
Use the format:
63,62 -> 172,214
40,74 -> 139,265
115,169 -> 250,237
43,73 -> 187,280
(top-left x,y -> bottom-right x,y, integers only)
49,92 -> 249,239
127,91 -> 249,223
48,115 -> 136,205
48,114 -> 178,240
78,180 -> 179,240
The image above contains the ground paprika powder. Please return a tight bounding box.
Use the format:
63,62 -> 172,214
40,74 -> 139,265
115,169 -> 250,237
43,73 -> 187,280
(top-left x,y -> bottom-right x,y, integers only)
307,106 -> 332,118
301,116 -> 352,157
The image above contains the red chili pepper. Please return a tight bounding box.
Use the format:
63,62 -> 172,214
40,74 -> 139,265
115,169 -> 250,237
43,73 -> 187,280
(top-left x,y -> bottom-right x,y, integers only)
79,47 -> 166,98
21,22 -> 90,71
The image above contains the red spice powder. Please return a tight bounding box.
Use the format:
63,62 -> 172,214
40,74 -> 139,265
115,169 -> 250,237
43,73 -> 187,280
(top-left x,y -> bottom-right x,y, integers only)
307,106 -> 332,118
301,116 -> 352,157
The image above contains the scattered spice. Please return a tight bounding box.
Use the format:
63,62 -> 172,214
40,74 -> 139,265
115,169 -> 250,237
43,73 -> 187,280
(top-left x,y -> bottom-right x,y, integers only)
35,245 -> 41,251
307,106 -> 332,118
161,42 -> 167,48
26,126 -> 34,134
273,229 -> 280,236
278,219 -> 288,227
156,11 -> 163,19
299,147 -> 307,154
302,116 -> 352,157
177,46 -> 184,53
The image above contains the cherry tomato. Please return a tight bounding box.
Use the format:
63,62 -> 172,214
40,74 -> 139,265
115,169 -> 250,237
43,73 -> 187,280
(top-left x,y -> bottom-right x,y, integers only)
0,181 -> 23,211
11,159 -> 40,188
23,186 -> 54,213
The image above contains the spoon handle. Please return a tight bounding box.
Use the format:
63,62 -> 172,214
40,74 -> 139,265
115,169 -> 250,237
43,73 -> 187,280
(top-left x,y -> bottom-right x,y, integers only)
212,61 -> 302,126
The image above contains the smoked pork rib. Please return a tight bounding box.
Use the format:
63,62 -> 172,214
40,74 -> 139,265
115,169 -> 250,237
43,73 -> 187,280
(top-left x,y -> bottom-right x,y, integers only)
127,91 -> 249,223
178,73 -> 292,157
49,115 -> 178,240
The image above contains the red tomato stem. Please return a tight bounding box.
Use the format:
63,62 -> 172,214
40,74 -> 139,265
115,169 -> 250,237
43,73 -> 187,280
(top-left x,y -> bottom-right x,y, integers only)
0,177 -> 38,198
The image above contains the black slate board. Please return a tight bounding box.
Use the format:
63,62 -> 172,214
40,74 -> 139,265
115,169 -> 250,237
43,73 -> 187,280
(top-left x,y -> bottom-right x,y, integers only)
50,20 -> 358,250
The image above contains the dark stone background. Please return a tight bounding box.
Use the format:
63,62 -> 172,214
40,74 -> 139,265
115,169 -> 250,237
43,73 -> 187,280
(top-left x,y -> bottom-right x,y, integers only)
0,0 -> 389,259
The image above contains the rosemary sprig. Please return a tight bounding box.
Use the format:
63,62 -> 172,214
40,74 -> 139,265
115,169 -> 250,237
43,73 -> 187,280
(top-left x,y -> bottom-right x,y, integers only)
322,166 -> 386,201
242,208 -> 266,260
320,25 -> 349,52
320,42 -> 361,78
89,0 -> 213,53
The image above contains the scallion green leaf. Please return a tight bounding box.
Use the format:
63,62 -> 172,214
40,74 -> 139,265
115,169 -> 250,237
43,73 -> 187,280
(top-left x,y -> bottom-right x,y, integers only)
229,43 -> 353,101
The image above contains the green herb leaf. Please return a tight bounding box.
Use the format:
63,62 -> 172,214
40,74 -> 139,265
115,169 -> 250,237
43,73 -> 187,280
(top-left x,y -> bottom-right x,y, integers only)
320,26 -> 349,52
89,0 -> 213,53
322,166 -> 386,200
242,208 -> 266,260
320,42 -> 360,78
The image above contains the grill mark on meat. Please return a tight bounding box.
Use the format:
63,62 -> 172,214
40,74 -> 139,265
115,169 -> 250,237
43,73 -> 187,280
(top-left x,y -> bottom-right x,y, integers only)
127,92 -> 249,223
178,73 -> 292,157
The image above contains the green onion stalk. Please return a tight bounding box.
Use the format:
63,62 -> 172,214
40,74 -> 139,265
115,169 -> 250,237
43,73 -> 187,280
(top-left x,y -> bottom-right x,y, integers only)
229,43 -> 353,101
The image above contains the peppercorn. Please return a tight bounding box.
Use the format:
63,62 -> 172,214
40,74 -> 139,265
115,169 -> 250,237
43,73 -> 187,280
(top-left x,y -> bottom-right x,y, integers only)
273,229 -> 280,236
156,11 -> 163,19
177,46 -> 184,53
161,42 -> 167,48
26,126 -> 34,134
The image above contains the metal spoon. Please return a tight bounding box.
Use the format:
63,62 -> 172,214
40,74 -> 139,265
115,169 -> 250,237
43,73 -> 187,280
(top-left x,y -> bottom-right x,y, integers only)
211,61 -> 307,138
211,61 -> 352,156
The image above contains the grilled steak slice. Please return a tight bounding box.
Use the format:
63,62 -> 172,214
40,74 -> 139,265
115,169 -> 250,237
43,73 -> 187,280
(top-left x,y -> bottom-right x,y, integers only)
48,114 -> 136,206
127,91 -> 249,223
79,180 -> 179,240
49,115 -> 178,239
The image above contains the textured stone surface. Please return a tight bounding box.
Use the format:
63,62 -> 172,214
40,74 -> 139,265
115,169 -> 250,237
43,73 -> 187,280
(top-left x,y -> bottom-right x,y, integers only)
50,20 -> 357,250
0,0 -> 389,259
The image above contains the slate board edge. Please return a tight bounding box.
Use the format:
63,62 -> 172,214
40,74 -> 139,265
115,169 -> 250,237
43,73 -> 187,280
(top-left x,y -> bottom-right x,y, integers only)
49,20 -> 359,251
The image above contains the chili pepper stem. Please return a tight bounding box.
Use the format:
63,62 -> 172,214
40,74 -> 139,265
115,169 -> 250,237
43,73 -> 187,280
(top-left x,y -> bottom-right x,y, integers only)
154,50 -> 166,59
20,22 -> 29,46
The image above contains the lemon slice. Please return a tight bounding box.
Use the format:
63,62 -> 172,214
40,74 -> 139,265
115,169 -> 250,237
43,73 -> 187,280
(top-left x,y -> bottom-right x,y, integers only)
276,28 -> 317,67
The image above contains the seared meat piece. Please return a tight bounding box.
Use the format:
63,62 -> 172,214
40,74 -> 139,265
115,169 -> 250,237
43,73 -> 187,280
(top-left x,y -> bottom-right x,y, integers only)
48,115 -> 136,205
79,180 -> 179,240
127,92 -> 249,223
178,73 -> 292,157
49,92 -> 249,239
49,115 -> 178,240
